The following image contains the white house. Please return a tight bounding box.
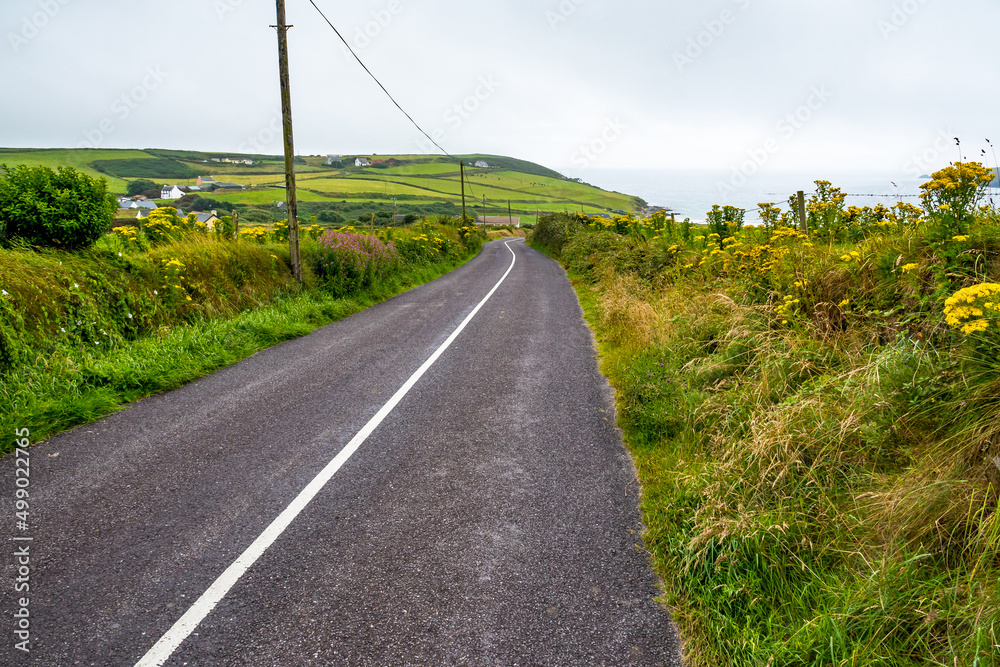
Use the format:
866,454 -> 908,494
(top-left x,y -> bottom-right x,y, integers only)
355,157 -> 371,167
161,185 -> 185,200
474,160 -> 490,168
477,215 -> 521,227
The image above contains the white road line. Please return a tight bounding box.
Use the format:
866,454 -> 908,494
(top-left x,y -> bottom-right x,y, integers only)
135,240 -> 521,667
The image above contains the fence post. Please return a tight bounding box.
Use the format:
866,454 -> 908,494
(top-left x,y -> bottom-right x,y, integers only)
797,191 -> 807,233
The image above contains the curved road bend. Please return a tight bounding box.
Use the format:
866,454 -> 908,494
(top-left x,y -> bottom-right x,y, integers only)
3,239 -> 682,666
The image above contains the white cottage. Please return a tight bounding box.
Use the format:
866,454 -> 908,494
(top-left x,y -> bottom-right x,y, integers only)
160,185 -> 185,200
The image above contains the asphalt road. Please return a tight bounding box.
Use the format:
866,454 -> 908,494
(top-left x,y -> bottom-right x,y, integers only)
2,239 -> 682,666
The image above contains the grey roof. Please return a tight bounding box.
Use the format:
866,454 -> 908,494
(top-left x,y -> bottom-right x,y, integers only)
138,207 -> 186,219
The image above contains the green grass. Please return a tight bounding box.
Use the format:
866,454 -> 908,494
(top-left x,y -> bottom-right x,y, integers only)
376,162 -> 461,176
530,205 -> 1000,666
0,259 -> 469,449
483,170 -> 640,209
0,220 -> 485,450
302,176 -> 446,199
386,174 -> 562,203
0,148 -> 153,191
92,157 -> 199,180
209,188 -> 336,205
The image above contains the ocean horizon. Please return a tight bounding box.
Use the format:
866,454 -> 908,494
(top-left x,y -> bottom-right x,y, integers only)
563,168 -> 945,223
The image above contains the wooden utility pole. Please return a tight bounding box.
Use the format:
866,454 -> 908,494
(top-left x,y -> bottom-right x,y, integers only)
275,0 -> 302,282
460,161 -> 467,222
797,190 -> 807,234
508,200 -> 513,227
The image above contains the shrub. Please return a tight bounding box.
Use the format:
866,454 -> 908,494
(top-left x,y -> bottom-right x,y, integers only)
141,207 -> 184,245
126,179 -> 158,197
272,219 -> 290,242
239,226 -> 270,244
0,164 -> 117,250
920,162 -> 995,238
705,204 -> 745,243
315,230 -> 400,296
239,208 -> 273,225
189,196 -> 233,213
213,216 -> 236,240
528,212 -> 582,253
318,210 -> 345,225
90,158 -> 197,180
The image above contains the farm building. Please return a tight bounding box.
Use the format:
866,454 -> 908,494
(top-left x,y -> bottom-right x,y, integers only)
160,185 -> 185,200
476,215 -> 520,227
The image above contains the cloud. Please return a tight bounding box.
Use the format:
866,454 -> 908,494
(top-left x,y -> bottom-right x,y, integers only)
0,0 -> 996,174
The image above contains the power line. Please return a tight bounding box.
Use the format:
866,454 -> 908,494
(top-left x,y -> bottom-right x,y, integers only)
306,0 -> 455,162
305,0 -> 479,216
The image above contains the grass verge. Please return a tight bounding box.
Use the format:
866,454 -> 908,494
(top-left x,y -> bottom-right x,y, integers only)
529,192 -> 1000,666
1,223 -> 482,453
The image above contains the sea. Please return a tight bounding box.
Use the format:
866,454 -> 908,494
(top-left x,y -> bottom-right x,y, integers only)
565,168 -> 938,223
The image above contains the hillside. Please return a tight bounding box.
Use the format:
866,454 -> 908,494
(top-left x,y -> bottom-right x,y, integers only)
0,148 -> 646,225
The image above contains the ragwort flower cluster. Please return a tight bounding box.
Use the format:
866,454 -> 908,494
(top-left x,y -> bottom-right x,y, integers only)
944,283 -> 1000,335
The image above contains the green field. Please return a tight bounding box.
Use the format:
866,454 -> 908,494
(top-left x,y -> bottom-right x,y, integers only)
376,162 -> 460,176
0,148 -> 152,191
208,188 -> 334,205
0,148 -> 647,219
302,176 -> 447,199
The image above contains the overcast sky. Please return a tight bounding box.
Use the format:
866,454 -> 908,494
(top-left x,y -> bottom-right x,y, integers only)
1,0 -> 996,178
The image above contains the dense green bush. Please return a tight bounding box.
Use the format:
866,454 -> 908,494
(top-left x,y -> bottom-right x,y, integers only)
0,164 -> 117,250
126,179 -> 158,197
239,207 -> 274,225
528,212 -> 583,254
91,158 -> 197,180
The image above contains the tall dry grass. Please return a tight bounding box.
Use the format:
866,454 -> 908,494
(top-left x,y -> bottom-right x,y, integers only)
533,209 -> 1000,666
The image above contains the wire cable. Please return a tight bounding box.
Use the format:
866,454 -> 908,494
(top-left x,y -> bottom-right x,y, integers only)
305,0 -> 480,216
306,0 -> 456,162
